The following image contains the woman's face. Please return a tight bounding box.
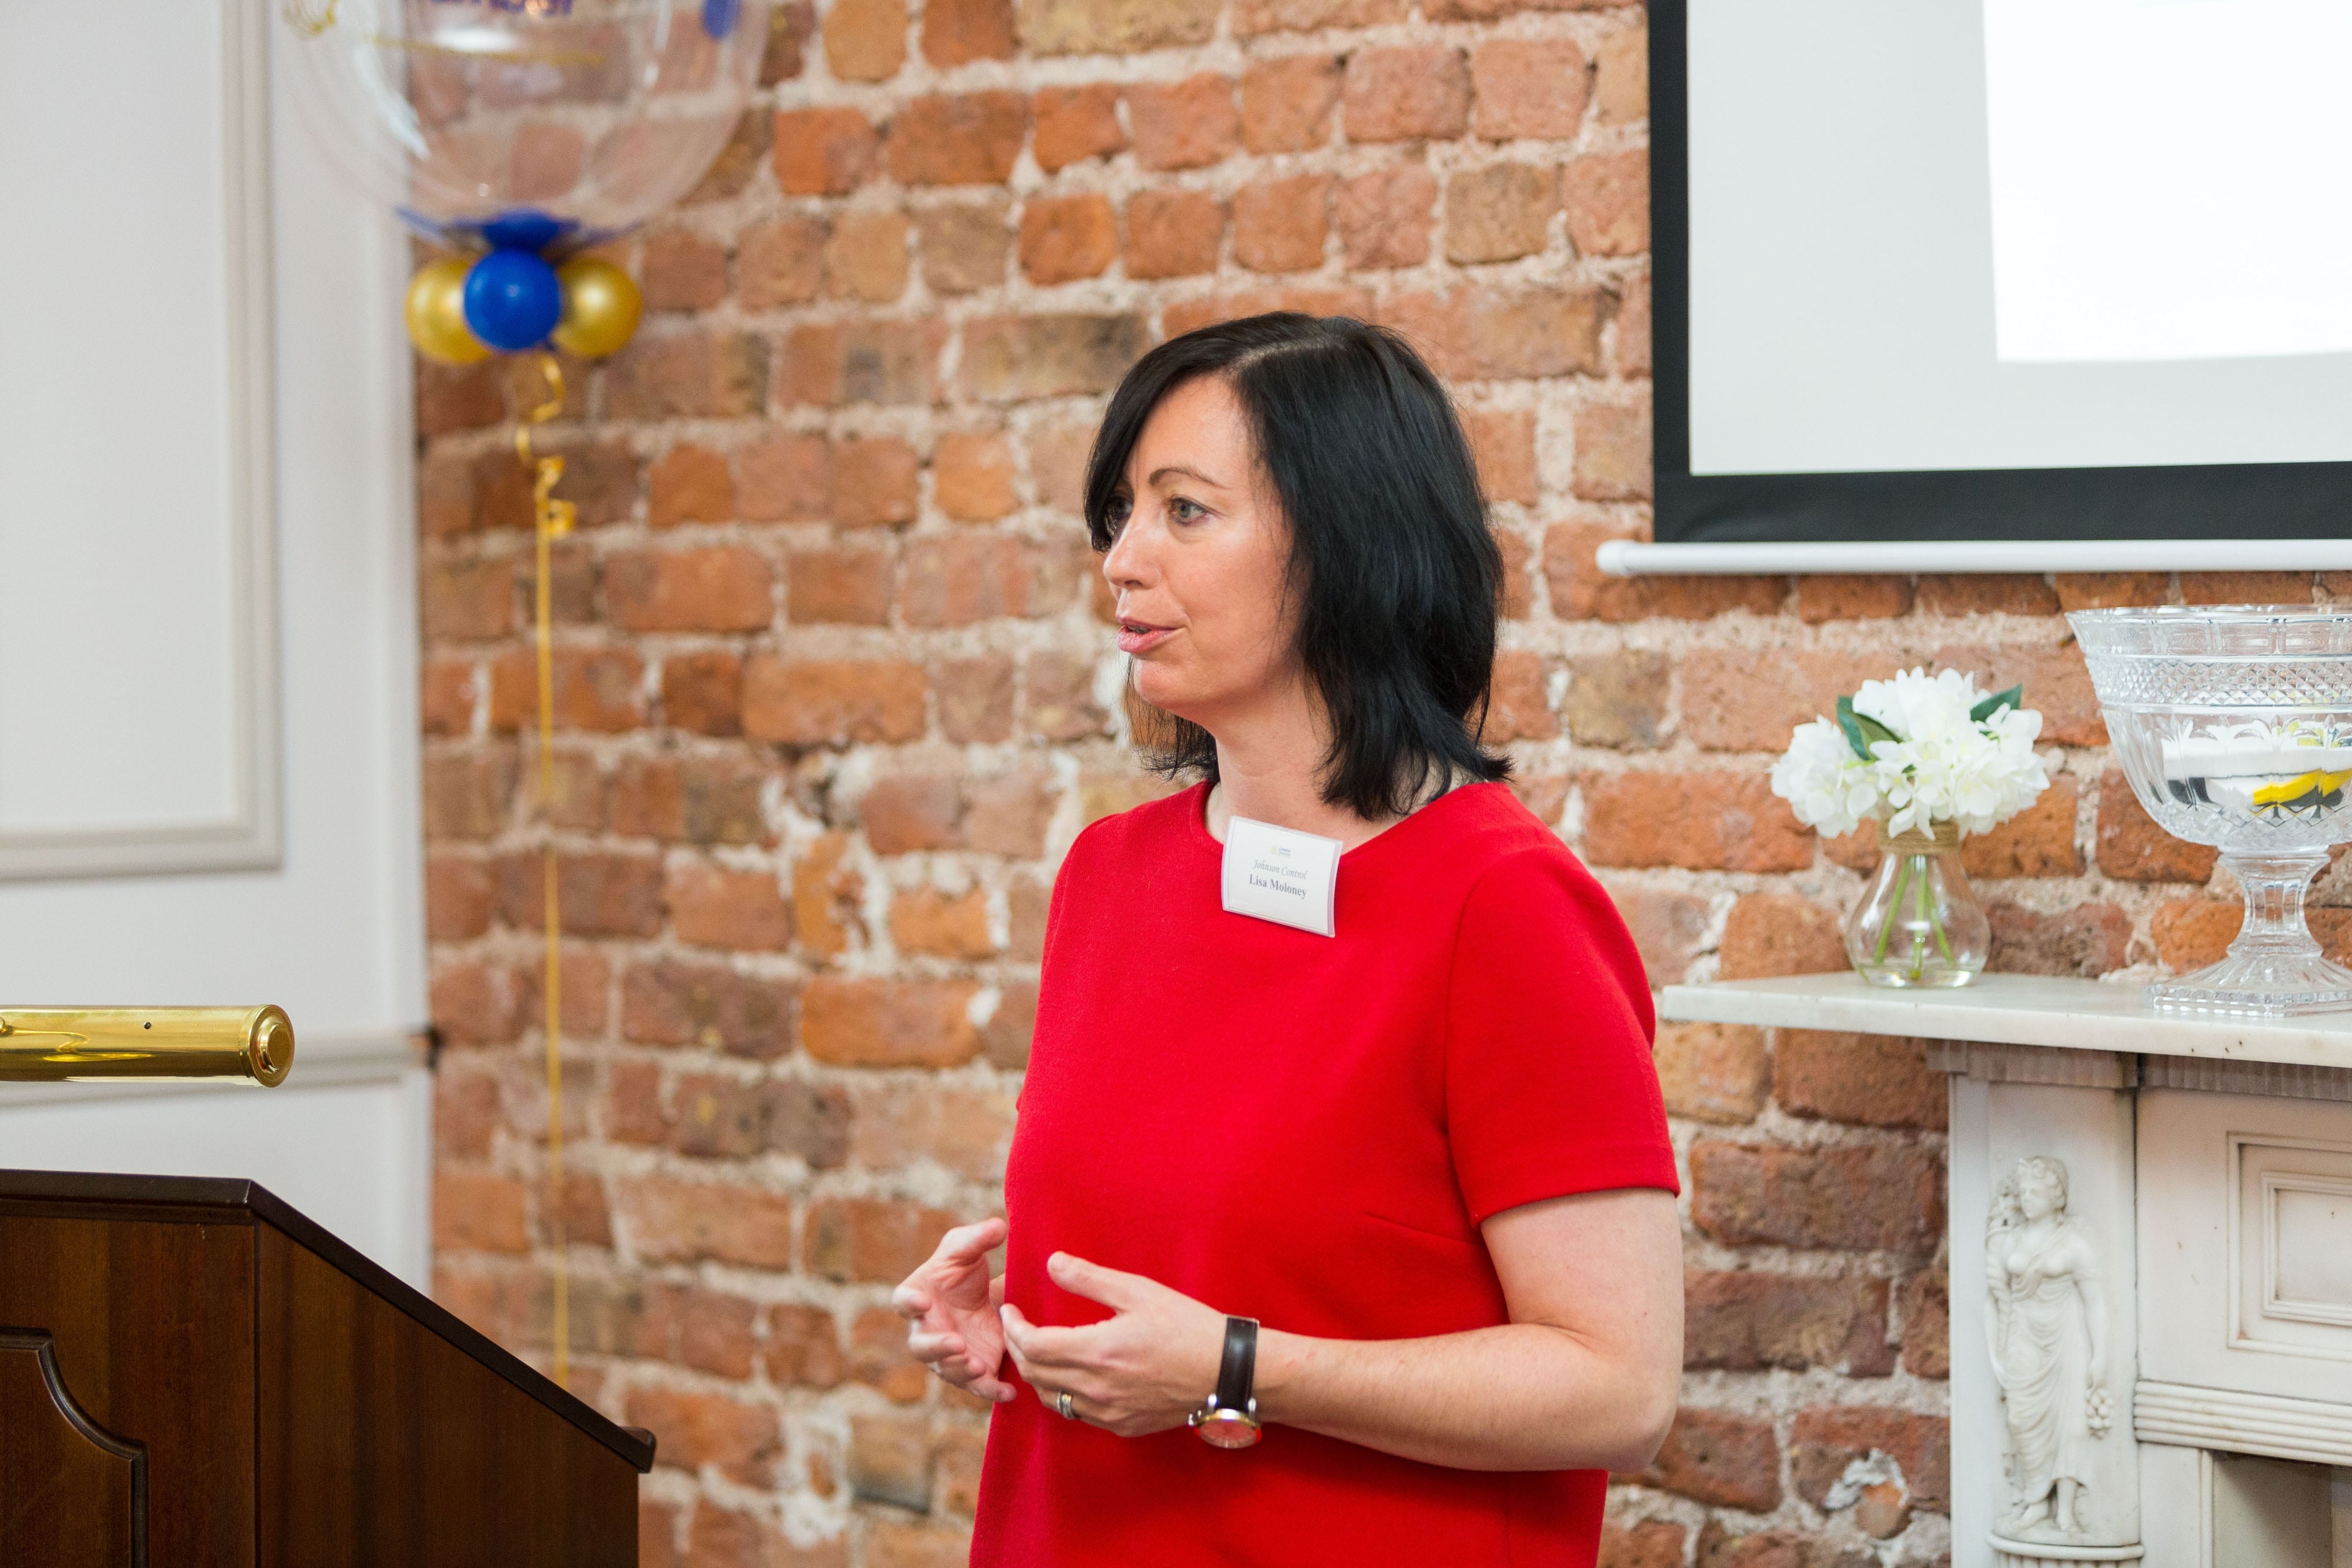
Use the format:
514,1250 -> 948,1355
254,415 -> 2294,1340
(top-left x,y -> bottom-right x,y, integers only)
2019,1167 -> 2057,1219
1102,376 -> 1302,726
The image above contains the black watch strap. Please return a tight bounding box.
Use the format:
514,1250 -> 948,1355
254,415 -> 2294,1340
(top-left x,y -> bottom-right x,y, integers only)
1215,1316 -> 1258,1413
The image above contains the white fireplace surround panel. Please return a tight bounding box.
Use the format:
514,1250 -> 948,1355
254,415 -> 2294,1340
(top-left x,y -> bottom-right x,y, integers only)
1660,974 -> 2352,1567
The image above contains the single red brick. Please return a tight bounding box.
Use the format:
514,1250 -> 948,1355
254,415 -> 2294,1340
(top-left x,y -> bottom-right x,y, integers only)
489,647 -> 647,733
2096,765 -> 2220,881
923,0 -> 1014,65
604,546 -> 774,633
1463,409 -> 1537,506
639,229 -> 729,312
1468,286 -> 1607,380
1652,1021 -> 1768,1123
1125,190 -> 1225,280
1446,163 -> 1559,265
425,854 -> 497,941
1776,1031 -> 1947,1130
1127,75 -> 1241,171
935,433 -> 1019,521
1241,54 -> 1342,153
1685,1271 -> 1894,1375
1790,1406 -> 1949,1513
801,978 -> 981,1068
422,557 -> 516,643
1595,20 -> 1646,122
737,215 -> 827,308
1023,0 -> 1218,51
1915,573 -> 2061,616
888,92 -> 1028,186
1615,270 -> 1652,377
1643,1407 -> 1782,1512
763,1 -> 816,84
647,443 -> 734,528
1563,149 -> 1649,256
627,1384 -> 781,1485
781,320 -> 944,407
1580,771 -> 1813,872
738,433 -> 831,521
861,774 -> 965,853
958,313 -> 1151,402
422,753 -> 512,842
1988,900 -> 2133,979
1962,773 -> 2083,878
1334,165 -> 1435,270
830,438 -> 920,529
1572,402 -> 1652,501
1032,84 -> 1125,172
1677,648 -> 1885,753
1691,1140 -> 1945,1253
433,1171 -> 529,1255
936,656 -> 1015,744
660,651 -> 743,737
773,107 -> 880,195
918,202 -> 1013,298
1471,38 -> 1590,141
890,887 -> 995,958
1718,893 -> 1846,979
1020,194 -> 1119,285
1344,48 -> 1471,143
741,657 -> 928,745
620,959 -> 796,1057
2054,572 -> 2169,611
1234,0 -> 1404,28
823,0 -> 906,81
1025,650 -> 1109,740
2181,571 -> 2314,606
602,332 -> 767,420
1484,651 -> 1558,742
788,546 -> 894,626
824,210 -> 910,303
1795,573 -> 1912,623
498,850 -> 667,938
1234,175 -> 1331,274
668,863 -> 793,951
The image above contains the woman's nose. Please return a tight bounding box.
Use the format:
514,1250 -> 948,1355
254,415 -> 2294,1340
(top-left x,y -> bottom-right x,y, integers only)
1103,518 -> 1151,590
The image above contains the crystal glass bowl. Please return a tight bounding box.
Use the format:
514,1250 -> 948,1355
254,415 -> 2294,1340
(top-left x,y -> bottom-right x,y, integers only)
2070,606 -> 2352,1016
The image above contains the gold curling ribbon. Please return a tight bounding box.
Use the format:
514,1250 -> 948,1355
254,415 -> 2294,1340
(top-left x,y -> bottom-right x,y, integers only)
282,0 -> 338,38
520,354 -> 579,1388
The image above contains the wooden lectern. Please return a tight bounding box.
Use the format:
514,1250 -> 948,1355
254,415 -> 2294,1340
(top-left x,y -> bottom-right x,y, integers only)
0,1169 -> 653,1565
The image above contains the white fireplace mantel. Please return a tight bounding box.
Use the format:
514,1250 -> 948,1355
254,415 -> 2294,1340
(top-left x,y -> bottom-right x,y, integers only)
1661,972 -> 2352,1568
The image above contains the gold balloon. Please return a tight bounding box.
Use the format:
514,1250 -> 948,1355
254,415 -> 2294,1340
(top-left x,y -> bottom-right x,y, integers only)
404,255 -> 490,365
550,258 -> 642,360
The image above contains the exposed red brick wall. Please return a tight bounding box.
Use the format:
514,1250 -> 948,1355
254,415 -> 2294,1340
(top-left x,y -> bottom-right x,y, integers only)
417,2 -> 2346,1561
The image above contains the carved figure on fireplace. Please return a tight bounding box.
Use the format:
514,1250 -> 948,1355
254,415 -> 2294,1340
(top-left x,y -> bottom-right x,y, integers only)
1986,1155 -> 2113,1541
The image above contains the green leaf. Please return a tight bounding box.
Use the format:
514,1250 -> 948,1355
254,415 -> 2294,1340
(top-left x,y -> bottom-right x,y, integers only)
1836,694 -> 1900,760
1970,683 -> 2024,724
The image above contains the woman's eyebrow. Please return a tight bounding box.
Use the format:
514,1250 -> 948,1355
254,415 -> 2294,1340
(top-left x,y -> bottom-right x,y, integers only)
1147,463 -> 1230,489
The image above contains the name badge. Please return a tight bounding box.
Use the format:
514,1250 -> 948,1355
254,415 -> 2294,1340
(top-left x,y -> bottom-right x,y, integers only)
1220,815 -> 1342,937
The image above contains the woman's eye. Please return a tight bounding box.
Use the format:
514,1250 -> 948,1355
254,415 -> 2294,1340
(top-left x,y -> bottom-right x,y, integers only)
1169,496 -> 1205,523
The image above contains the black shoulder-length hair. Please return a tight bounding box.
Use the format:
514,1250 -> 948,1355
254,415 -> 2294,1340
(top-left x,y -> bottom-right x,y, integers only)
1084,312 -> 1510,821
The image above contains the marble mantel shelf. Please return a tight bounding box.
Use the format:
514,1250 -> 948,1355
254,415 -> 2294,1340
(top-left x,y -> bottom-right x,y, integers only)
1658,972 -> 2352,1074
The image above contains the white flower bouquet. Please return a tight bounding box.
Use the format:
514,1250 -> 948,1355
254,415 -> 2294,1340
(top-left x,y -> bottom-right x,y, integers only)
1770,667 -> 2059,987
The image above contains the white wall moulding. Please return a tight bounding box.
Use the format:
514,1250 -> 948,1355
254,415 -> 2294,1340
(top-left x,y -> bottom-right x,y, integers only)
2133,1381 -> 2352,1470
1927,1042 -> 2138,1089
0,0 -> 280,881
1595,539 -> 2352,579
1661,973 -> 2352,1073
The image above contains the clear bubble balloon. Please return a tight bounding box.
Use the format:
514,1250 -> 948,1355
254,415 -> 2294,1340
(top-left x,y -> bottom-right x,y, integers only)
282,0 -> 770,253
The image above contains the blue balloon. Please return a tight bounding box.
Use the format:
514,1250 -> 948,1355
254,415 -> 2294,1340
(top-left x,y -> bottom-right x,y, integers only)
704,0 -> 740,40
462,249 -> 563,353
479,209 -> 569,255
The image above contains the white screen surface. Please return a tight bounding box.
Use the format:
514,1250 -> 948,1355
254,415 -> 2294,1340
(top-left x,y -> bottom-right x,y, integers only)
1687,0 -> 2352,476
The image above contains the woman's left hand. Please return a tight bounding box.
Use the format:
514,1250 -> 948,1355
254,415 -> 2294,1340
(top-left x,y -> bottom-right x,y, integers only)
998,1252 -> 1230,1437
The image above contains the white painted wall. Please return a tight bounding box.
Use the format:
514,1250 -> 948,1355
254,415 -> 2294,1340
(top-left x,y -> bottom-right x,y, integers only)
0,4 -> 429,1286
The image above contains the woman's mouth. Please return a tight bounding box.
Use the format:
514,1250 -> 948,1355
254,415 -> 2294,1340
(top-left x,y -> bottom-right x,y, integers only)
1117,619 -> 1177,655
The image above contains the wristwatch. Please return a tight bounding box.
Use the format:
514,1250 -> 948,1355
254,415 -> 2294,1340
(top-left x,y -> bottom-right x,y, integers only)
1187,1316 -> 1262,1449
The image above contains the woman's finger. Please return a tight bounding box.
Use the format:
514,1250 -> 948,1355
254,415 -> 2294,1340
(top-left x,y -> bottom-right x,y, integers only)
933,1218 -> 1008,1266
1046,1251 -> 1150,1312
890,1282 -> 931,1319
1001,1307 -> 1095,1370
906,1328 -> 966,1362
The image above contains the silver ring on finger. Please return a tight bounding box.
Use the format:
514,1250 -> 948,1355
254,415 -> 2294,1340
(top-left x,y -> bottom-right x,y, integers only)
1056,1389 -> 1077,1421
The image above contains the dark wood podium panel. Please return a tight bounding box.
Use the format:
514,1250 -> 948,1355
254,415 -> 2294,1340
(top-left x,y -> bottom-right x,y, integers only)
0,1171 -> 653,1568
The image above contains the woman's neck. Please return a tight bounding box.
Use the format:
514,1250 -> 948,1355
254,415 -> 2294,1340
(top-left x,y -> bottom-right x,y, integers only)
1201,690 -> 1457,852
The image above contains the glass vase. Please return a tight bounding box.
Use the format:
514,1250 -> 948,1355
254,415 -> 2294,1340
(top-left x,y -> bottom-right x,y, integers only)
1845,822 -> 1991,988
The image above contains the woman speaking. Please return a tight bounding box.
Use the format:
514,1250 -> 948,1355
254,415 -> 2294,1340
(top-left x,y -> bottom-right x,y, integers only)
893,313 -> 1682,1566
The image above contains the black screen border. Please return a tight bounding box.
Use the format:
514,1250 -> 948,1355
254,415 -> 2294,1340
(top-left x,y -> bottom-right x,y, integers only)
1648,0 -> 2352,546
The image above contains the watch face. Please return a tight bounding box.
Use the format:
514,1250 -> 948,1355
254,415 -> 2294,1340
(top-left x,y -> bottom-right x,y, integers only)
1196,1410 -> 1262,1450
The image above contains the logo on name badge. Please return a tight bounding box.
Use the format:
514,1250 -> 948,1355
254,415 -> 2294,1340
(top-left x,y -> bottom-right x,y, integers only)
1220,815 -> 1342,937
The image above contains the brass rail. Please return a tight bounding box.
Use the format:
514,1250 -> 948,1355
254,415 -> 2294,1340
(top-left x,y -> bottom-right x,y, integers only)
0,1007 -> 294,1086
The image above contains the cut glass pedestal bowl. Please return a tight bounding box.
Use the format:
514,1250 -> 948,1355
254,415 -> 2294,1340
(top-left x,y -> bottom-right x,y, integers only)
2071,606 -> 2352,1017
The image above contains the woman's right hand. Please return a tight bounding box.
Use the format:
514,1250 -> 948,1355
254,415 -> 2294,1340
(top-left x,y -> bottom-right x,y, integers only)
892,1218 -> 1016,1403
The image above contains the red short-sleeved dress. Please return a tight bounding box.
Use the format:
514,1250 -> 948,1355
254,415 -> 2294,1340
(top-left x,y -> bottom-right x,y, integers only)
968,779 -> 1678,1567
